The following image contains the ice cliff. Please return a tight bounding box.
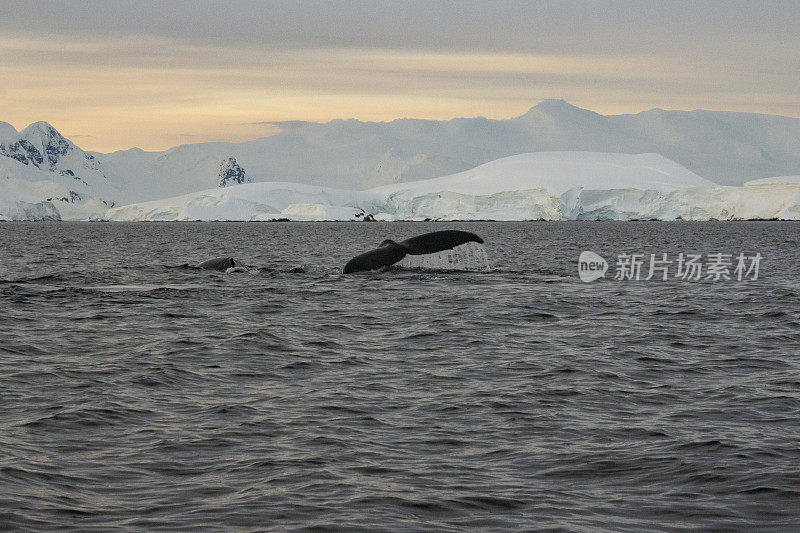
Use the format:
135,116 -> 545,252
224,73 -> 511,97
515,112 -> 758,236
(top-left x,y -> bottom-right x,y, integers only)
0,186 -> 61,221
105,152 -> 800,221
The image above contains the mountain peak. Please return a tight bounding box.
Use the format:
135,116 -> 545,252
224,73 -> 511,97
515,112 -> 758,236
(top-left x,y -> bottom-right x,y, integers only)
20,121 -> 64,140
533,99 -> 580,111
536,98 -> 575,108
520,99 -> 600,119
0,121 -> 18,143
11,121 -> 75,168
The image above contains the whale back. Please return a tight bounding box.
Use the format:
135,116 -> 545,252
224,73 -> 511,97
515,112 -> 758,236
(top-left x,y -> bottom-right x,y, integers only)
197,257 -> 237,271
398,230 -> 484,255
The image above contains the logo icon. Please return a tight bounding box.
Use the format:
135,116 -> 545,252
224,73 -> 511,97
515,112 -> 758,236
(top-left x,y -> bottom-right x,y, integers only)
578,251 -> 608,282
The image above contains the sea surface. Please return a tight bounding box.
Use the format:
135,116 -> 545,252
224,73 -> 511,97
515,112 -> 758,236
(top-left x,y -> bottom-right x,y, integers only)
1,221 -> 799,532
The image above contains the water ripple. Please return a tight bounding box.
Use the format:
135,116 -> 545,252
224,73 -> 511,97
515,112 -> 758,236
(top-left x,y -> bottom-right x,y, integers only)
0,221 -> 799,531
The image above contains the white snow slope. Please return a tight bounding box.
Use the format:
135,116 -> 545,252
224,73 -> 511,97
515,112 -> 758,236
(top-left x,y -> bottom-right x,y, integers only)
373,152 -> 715,197
744,175 -> 800,186
0,185 -> 60,221
107,181 -> 382,222
106,152 -> 800,222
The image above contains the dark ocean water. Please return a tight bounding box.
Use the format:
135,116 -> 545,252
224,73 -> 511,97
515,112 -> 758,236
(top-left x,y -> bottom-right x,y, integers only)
1,221 -> 799,532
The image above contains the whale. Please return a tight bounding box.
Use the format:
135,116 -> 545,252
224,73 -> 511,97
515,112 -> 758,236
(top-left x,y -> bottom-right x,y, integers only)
343,230 -> 484,274
197,257 -> 237,271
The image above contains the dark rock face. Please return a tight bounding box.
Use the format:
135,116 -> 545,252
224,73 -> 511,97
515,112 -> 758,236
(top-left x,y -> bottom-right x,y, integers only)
0,124 -> 71,169
218,157 -> 250,187
1,140 -> 45,166
46,190 -> 82,204
20,140 -> 46,166
83,153 -> 101,172
1,145 -> 30,165
43,128 -> 71,167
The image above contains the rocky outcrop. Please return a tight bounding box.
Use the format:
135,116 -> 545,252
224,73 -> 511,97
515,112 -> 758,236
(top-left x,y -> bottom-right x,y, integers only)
218,157 -> 250,187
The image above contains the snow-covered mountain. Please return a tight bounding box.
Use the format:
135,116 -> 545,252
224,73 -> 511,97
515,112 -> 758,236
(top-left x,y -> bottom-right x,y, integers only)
0,122 -> 256,218
2,100 -> 800,219
107,151 -> 800,222
0,121 -> 121,219
94,99 -> 800,196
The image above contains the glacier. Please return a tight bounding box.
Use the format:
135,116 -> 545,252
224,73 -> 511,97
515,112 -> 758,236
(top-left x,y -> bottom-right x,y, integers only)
106,152 -> 800,222
0,185 -> 61,221
105,181 -> 383,222
561,183 -> 800,221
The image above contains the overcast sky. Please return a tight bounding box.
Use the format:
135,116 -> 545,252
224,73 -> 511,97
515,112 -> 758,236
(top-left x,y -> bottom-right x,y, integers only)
1,0 -> 797,151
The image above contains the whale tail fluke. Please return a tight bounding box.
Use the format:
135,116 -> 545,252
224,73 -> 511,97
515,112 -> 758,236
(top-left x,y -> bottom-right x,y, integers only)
343,230 -> 485,274
343,243 -> 407,274
398,230 -> 483,255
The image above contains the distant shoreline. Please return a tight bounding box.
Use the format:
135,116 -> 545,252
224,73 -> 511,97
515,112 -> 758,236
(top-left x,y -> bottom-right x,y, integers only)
3,219 -> 798,223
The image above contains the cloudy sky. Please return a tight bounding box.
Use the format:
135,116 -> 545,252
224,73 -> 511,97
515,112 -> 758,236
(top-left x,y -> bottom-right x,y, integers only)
1,0 -> 797,152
